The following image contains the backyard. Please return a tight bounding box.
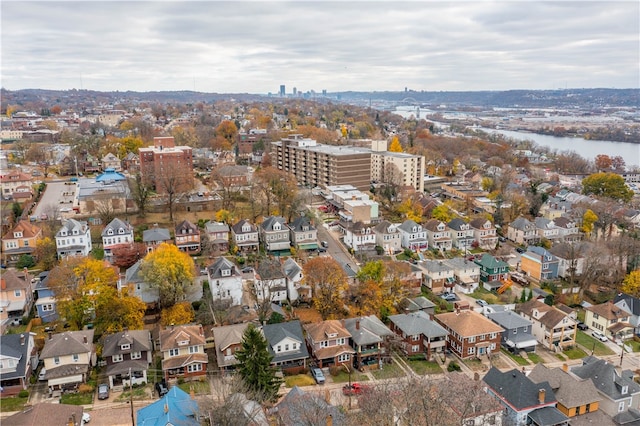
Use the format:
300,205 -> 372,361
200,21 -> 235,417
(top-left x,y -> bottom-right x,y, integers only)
576,331 -> 615,356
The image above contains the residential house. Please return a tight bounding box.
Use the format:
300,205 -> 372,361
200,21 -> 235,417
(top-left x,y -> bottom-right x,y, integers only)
1,170 -> 33,200
373,220 -> 402,254
475,254 -> 510,283
483,367 -> 569,426
3,403 -> 88,426
343,316 -> 394,370
435,310 -> 503,360
34,271 -> 58,323
101,218 -> 134,260
400,296 -> 436,316
448,218 -> 475,250
553,217 -> 581,242
486,310 -> 537,353
419,259 -> 455,294
122,151 -> 139,173
272,386 -> 345,426
516,300 -> 577,351
212,323 -> 249,371
40,330 -> 96,390
535,217 -> 562,243
521,246 -> 560,281
0,268 -> 34,324
204,221 -> 229,253
283,258 -> 307,302
343,221 -> 376,253
207,257 -> 243,307
469,217 -> 499,250
2,220 -> 42,264
142,226 -> 172,253
55,219 -> 92,258
119,260 -> 159,308
0,333 -> 38,395
174,220 -> 201,254
101,152 -> 121,171
528,364 -> 601,419
254,259 -> 288,304
572,356 -> 640,418
613,293 -> 640,335
304,320 -> 354,368
259,216 -> 290,253
231,219 -> 259,252
397,219 -> 428,251
507,217 -> 540,246
548,242 -> 594,280
136,386 -> 200,426
159,324 -> 207,381
102,330 -> 152,388
584,301 -> 633,342
288,216 -> 318,251
262,320 -> 309,373
423,219 -> 453,251
388,311 -> 448,360
216,165 -> 251,187
444,257 -> 480,294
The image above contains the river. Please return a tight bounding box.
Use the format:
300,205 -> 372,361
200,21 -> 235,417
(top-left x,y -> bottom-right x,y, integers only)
392,107 -> 639,167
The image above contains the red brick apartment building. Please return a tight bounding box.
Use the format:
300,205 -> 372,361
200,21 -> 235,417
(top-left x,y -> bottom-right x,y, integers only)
139,136 -> 194,194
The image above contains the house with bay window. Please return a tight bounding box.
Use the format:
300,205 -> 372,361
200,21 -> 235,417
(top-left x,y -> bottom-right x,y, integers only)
159,324 -> 207,381
304,320 -> 354,368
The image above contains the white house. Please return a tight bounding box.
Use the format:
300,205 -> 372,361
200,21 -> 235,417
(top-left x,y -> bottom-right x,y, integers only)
343,222 -> 376,252
397,220 -> 428,251
254,259 -> 288,303
101,218 -> 134,260
282,258 -> 305,302
207,257 -> 243,307
55,219 -> 92,258
443,257 -> 480,294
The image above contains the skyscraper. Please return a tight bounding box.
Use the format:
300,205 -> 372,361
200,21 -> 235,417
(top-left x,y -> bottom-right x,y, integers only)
279,85 -> 285,96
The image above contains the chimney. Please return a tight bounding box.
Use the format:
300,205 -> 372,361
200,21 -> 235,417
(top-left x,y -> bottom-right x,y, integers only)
20,334 -> 25,346
355,319 -> 360,330
199,325 -> 204,336
538,389 -> 546,404
48,331 -> 53,340
68,415 -> 75,426
562,363 -> 568,372
83,335 -> 88,344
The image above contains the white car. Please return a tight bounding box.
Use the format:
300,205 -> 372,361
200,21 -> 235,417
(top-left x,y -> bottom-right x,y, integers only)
38,368 -> 47,381
592,331 -> 608,342
82,412 -> 91,424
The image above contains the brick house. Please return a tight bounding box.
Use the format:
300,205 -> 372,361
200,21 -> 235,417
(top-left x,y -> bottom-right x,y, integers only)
2,220 -> 42,264
435,310 -> 503,360
388,311 -> 448,360
304,320 -> 354,368
174,220 -> 201,254
212,323 -> 249,372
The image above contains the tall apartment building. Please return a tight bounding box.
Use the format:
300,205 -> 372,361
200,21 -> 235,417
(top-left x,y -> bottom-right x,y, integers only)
369,139 -> 425,192
272,135 -> 372,191
139,137 -> 194,194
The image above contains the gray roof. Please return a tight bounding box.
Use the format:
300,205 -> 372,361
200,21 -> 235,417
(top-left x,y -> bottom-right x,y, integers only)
205,221 -> 230,234
614,293 -> 640,316
397,219 -> 421,233
125,260 -> 143,283
388,311 -> 448,338
261,216 -> 287,232
487,310 -> 532,330
231,219 -> 257,234
343,316 -> 394,346
288,216 -> 315,233
262,320 -> 309,363
421,259 -> 454,274
274,386 -> 345,426
0,333 -> 33,381
56,219 -> 88,238
510,217 -> 534,231
483,367 -> 556,410
571,356 -> 640,401
282,258 -> 302,281
142,227 -> 171,243
102,330 -> 152,357
528,364 -> 601,409
373,220 -> 398,234
256,259 -> 285,281
207,257 -> 240,279
447,218 -> 467,230
41,330 -> 94,359
101,218 -> 133,237
403,296 -> 435,312
526,406 -> 570,426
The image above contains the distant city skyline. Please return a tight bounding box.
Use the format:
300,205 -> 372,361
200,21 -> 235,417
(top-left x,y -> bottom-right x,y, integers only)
2,1 -> 638,93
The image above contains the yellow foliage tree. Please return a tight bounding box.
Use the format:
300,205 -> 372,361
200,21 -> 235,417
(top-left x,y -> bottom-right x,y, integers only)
215,209 -> 233,224
397,198 -> 423,222
160,302 -> 195,326
303,257 -> 348,320
34,237 -> 57,271
341,125 -> 348,138
621,271 -> 640,298
431,204 -> 452,223
582,209 -> 598,235
5,105 -> 19,118
140,243 -> 196,309
389,136 -> 403,152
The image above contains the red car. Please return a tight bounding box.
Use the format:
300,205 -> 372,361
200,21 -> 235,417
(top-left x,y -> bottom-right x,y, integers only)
342,383 -> 368,395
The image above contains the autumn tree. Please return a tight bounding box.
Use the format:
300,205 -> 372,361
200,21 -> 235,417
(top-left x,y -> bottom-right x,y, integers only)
96,287 -> 146,334
594,154 -> 613,171
139,243 -> 196,309
128,173 -> 152,217
215,120 -> 238,146
581,209 -> 598,236
431,204 -> 452,223
302,257 -> 348,320
389,136 -> 403,152
253,167 -> 298,217
397,198 -> 423,222
34,237 -> 58,271
582,172 -> 633,202
235,324 -> 282,402
160,301 -> 195,326
111,242 -> 146,269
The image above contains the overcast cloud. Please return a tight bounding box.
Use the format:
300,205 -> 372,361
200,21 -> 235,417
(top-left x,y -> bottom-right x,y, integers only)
1,1 -> 638,93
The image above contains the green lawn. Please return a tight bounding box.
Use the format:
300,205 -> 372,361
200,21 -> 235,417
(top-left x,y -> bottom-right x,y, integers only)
555,354 -> 566,361
526,352 -> 544,364
501,349 -> 530,366
60,392 -> 94,405
576,331 -> 615,356
177,380 -> 210,395
284,374 -> 316,388
396,253 -> 411,261
407,359 -> 444,375
624,339 -> 640,352
372,362 -> 405,380
563,346 -> 587,360
330,370 -> 369,384
116,386 -> 150,402
0,396 -> 28,412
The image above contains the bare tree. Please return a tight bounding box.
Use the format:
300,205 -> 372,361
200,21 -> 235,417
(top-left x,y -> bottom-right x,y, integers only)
156,172 -> 185,222
128,173 -> 152,217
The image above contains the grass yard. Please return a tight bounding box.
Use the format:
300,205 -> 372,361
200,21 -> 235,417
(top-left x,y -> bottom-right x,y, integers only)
331,370 -> 369,384
526,352 -> 544,364
408,360 -> 444,375
576,331 -> 615,356
463,358 -> 486,371
563,346 -> 587,360
177,380 -> 210,395
116,386 -> 151,402
0,396 -> 28,412
396,253 -> 411,261
284,374 -> 316,388
501,349 -> 530,366
372,362 -> 405,380
555,354 -> 567,361
624,339 -> 640,352
60,392 -> 94,405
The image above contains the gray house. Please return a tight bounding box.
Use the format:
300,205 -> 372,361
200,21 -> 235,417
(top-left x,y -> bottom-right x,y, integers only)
287,217 -> 318,251
260,216 -> 290,253
487,310 -> 536,353
262,320 -> 309,373
343,315 -> 394,370
142,226 -> 172,253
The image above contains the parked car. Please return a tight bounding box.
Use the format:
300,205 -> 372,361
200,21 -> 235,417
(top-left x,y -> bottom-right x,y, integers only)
321,241 -> 329,248
498,236 -> 507,242
577,322 -> 589,330
476,299 -> 488,307
97,383 -> 109,400
342,383 -> 369,395
440,293 -> 456,302
82,412 -> 91,424
592,331 -> 608,342
310,367 -> 325,384
38,368 -> 47,381
516,247 -> 525,253
155,380 -> 169,397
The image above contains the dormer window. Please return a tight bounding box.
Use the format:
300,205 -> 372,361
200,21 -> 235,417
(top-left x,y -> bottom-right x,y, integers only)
274,223 -> 281,231
221,269 -> 231,277
13,232 -> 23,238
118,228 -> 125,234
326,332 -> 337,338
107,229 -> 114,235
121,343 -> 131,350
178,339 -> 189,346
622,385 -> 629,395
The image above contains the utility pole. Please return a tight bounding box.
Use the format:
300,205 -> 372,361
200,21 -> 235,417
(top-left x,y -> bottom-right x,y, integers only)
129,367 -> 135,426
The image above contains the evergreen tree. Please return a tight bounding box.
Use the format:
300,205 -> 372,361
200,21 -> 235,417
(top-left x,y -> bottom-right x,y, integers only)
235,324 -> 282,402
527,288 -> 533,301
519,289 -> 527,303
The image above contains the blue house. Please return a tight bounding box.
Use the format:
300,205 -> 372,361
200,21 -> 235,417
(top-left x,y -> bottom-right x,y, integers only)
136,386 -> 199,426
34,272 -> 58,323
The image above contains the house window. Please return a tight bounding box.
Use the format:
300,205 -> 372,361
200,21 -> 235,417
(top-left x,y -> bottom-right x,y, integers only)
490,333 -> 497,339
468,336 -> 475,343
320,341 -> 328,348
42,304 -> 53,311
14,290 -> 21,297
187,363 -> 202,372
169,348 -> 179,357
513,329 -> 517,335
523,327 -> 528,333
619,401 -> 625,412
112,354 -> 123,363
411,335 -> 420,341
337,337 -> 345,345
131,352 -> 142,360
338,354 -> 350,362
54,357 -> 60,365
412,345 -> 420,352
189,346 -> 199,354
121,344 -> 131,351
73,354 -> 79,362
277,345 -> 281,352
285,344 -> 289,351
467,347 -> 475,355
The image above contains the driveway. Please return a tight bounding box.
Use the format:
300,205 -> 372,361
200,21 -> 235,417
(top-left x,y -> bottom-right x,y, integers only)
316,222 -> 358,272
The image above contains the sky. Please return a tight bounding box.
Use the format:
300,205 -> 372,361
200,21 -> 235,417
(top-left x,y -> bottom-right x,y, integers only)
2,1 -> 639,94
